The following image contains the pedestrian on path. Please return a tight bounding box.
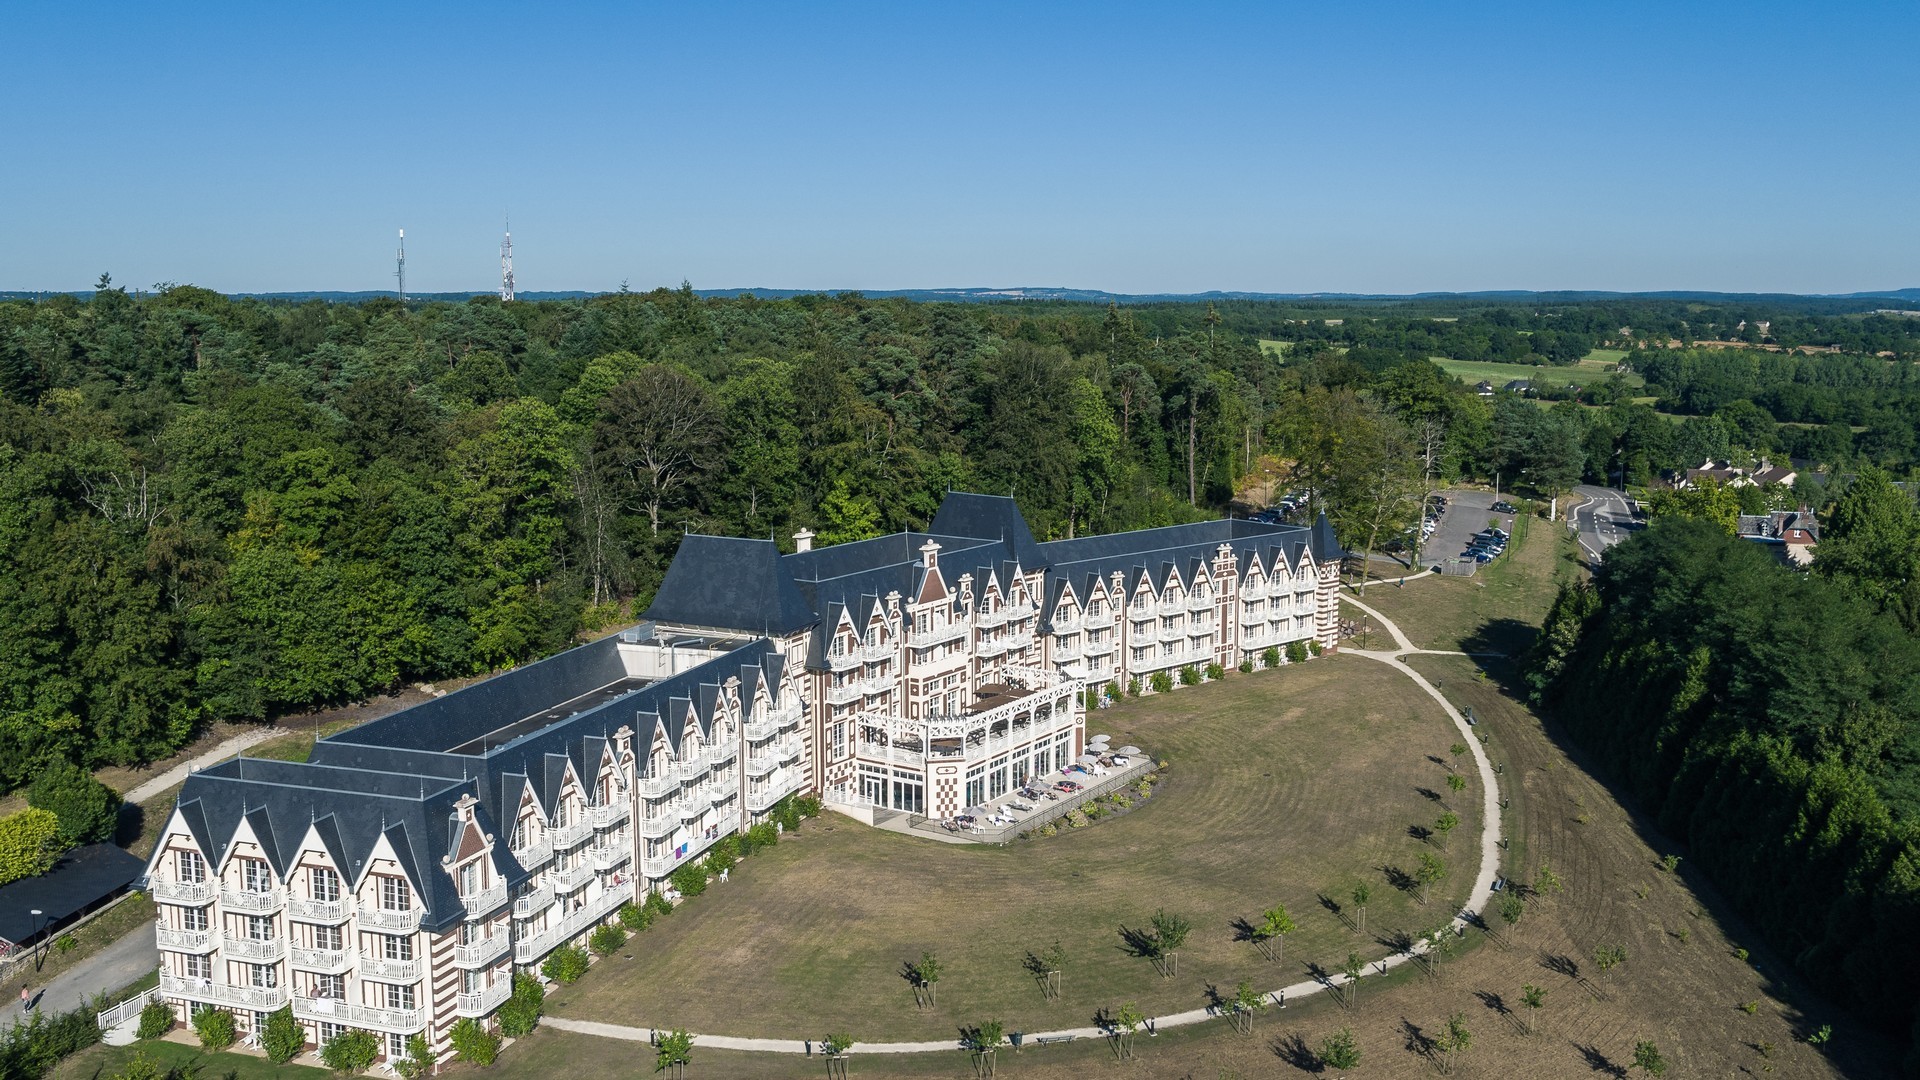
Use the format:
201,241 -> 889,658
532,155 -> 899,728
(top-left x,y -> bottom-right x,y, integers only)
19,984 -> 32,1011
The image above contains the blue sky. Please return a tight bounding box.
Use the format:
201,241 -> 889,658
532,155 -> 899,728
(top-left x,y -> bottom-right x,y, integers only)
5,1 -> 1915,294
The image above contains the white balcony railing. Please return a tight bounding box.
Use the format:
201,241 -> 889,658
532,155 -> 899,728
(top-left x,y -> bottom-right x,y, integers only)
356,905 -> 421,934
456,978 -> 514,1017
639,813 -> 677,840
549,862 -> 594,894
511,841 -> 555,872
452,933 -> 510,968
1052,646 -> 1082,663
742,715 -> 783,741
1156,598 -> 1185,617
977,638 -> 1009,659
289,946 -> 352,972
155,928 -> 215,953
857,641 -> 892,663
859,675 -> 893,697
587,844 -> 628,872
641,854 -> 679,879
161,973 -> 288,1012
586,802 -> 629,828
151,879 -> 217,905
706,743 -> 737,768
908,621 -> 969,649
1084,637 -> 1115,656
462,883 -> 508,917
220,887 -> 284,913
1050,612 -> 1083,635
222,934 -> 283,961
1188,592 -> 1215,611
287,896 -> 350,923
745,752 -> 779,778
825,682 -> 861,706
357,954 -> 422,982
512,886 -> 627,964
824,649 -> 859,672
552,820 -> 594,849
293,995 -> 424,1034
512,886 -> 554,919
636,772 -> 676,798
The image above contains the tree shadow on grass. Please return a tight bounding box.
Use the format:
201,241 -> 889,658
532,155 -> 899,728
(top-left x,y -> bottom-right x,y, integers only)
1460,618 -> 1537,663
1116,925 -> 1158,960
1415,785 -> 1443,804
1407,824 -> 1433,845
1315,893 -> 1349,930
1573,1041 -> 1628,1077
114,801 -> 146,848
1399,1018 -> 1437,1068
1381,865 -> 1416,898
1475,989 -> 1525,1034
1271,1033 -> 1323,1073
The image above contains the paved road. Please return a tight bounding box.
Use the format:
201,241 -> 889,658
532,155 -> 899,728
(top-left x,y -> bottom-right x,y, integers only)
1,915 -> 155,1026
125,727 -> 282,805
1569,484 -> 1638,563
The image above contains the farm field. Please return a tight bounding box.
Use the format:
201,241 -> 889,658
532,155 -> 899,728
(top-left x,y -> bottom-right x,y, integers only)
1431,349 -> 1639,391
545,656 -> 1480,1041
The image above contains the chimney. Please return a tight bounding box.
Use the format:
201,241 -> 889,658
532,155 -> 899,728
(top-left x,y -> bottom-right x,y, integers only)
793,528 -> 815,553
919,538 -> 941,569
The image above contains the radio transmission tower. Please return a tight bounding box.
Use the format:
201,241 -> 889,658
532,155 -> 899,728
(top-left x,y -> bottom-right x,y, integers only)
395,229 -> 407,302
500,217 -> 515,302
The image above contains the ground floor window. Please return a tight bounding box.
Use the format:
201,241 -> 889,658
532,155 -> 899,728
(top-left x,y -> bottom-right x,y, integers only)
316,1021 -> 343,1045
387,1031 -> 408,1060
988,755 -> 1010,799
964,764 -> 985,808
859,764 -> 887,805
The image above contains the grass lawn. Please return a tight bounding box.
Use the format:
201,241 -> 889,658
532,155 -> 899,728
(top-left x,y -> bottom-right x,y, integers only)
1431,350 -> 1640,392
52,1038 -> 327,1080
1343,511 -> 1578,656
545,656 -> 1479,1042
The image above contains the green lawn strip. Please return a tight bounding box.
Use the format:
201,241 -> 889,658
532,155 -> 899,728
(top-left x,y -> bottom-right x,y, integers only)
1430,352 -> 1640,391
51,1038 -> 327,1080
3,892 -> 156,989
1343,514 -> 1575,655
545,657 -> 1478,1042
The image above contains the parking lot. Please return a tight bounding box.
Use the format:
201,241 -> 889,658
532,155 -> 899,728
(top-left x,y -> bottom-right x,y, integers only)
1418,489 -> 1520,571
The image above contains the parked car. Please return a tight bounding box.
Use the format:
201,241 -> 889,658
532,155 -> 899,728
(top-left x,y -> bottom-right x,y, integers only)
1492,500 -> 1517,514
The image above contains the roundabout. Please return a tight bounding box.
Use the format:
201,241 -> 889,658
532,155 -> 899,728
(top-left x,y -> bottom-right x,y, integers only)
543,612 -> 1502,1054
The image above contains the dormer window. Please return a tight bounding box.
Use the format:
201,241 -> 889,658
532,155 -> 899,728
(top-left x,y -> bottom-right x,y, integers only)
459,861 -> 480,897
310,867 -> 339,902
378,875 -> 410,912
240,858 -> 272,894
177,850 -> 206,884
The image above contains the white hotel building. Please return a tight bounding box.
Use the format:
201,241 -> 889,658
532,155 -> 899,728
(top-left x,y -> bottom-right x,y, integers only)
142,492 -> 1342,1063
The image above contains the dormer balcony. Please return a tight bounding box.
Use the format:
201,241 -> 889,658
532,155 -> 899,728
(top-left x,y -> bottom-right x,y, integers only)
636,772 -> 676,798
461,883 -> 508,917
153,879 -> 217,905
586,801 -> 629,828
552,819 -> 594,849
825,649 -> 859,672
221,887 -> 284,914
908,621 -> 968,648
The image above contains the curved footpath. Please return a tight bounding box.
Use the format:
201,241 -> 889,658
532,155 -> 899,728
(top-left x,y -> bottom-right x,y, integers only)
548,592 -> 1505,1056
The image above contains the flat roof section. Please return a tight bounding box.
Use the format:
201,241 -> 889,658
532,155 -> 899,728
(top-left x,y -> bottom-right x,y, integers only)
447,676 -> 652,756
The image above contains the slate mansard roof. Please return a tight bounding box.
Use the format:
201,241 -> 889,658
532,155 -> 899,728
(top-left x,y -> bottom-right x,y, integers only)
645,490 -> 1346,637
159,632 -> 791,932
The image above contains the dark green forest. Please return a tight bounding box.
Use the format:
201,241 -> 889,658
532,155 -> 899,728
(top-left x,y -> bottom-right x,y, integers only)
1529,496 -> 1920,1056
3,284 -> 1918,794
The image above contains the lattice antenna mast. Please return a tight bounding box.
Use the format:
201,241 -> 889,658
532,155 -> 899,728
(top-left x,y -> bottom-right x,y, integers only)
395,229 -> 407,302
500,216 -> 515,302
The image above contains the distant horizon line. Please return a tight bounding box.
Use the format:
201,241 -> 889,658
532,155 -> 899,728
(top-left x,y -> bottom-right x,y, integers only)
3,284 -> 1918,304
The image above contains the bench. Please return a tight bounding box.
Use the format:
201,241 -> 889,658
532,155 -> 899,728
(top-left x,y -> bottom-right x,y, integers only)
1032,1035 -> 1079,1047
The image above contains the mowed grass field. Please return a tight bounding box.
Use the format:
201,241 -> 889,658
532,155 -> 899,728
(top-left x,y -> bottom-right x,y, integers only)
1431,349 -> 1638,391
545,657 -> 1481,1041
1346,509 -> 1579,656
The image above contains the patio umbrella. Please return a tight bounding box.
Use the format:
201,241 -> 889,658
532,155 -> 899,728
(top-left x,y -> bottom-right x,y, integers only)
1117,745 -> 1141,755
1088,733 -> 1110,742
963,805 -> 987,816
1077,754 -> 1100,765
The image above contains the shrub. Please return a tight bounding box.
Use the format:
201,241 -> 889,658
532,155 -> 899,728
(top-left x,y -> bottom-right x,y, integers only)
0,808 -> 63,885
589,922 -> 627,956
321,1028 -> 380,1075
618,901 -> 654,933
1104,682 -> 1119,701
1205,662 -> 1226,681
795,793 -> 822,818
396,1033 -> 437,1079
1136,780 -> 1153,798
1085,804 -> 1107,820
135,1000 -> 173,1040
1127,678 -> 1141,697
645,890 -> 674,918
497,973 -> 545,1038
111,1047 -> 165,1080
1111,794 -> 1132,809
774,796 -> 802,832
702,845 -> 736,877
1177,665 -> 1200,686
670,862 -> 708,897
54,935 -> 76,954
262,1004 -> 304,1064
741,821 -> 778,854
449,1017 -> 501,1067
1285,640 -> 1308,664
1036,823 -> 1058,837
191,1007 -> 235,1051
1262,646 -> 1281,668
1149,672 -> 1173,694
1307,639 -> 1323,657
541,944 -> 590,984
28,762 -> 122,847
1065,810 -> 1090,829
1238,658 -> 1254,674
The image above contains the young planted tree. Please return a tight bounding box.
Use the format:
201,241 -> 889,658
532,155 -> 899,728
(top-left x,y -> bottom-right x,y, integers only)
1252,905 -> 1295,962
1497,891 -> 1526,943
1339,951 -> 1364,1010
1350,883 -> 1372,935
1445,772 -> 1468,800
1593,943 -> 1628,983
1533,864 -> 1564,904
966,1019 -> 1005,1078
1112,1003 -> 1145,1061
655,1028 -> 694,1079
1433,810 -> 1459,851
820,1033 -> 854,1080
1149,909 -> 1191,978
1040,941 -> 1067,999
1227,980 -> 1265,1035
1435,1012 -> 1472,1075
1632,1039 -> 1668,1077
1519,984 -> 1545,1035
1320,1027 -> 1361,1070
1415,852 -> 1446,905
1448,742 -> 1468,770
912,951 -> 943,1008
